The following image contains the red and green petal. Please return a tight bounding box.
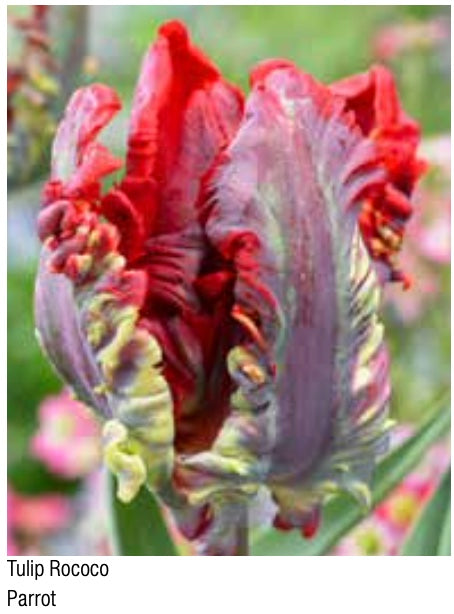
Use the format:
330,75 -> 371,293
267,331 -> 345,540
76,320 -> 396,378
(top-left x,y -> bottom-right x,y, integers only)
50,83 -> 123,192
114,21 -> 245,457
35,84 -> 178,507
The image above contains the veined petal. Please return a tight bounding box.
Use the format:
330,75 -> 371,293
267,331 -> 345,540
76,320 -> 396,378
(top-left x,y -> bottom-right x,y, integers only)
191,62 -> 391,533
34,22 -> 417,555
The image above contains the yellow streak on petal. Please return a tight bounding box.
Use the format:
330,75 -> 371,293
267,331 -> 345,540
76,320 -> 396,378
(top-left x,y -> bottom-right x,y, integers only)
102,419 -> 147,503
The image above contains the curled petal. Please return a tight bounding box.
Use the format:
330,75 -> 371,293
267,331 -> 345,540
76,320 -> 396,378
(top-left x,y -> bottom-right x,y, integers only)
35,83 -> 178,504
66,142 -> 123,196
330,65 -> 426,284
50,84 -> 123,190
35,249 -> 111,416
102,420 -> 148,503
35,237 -> 179,505
100,189 -> 146,262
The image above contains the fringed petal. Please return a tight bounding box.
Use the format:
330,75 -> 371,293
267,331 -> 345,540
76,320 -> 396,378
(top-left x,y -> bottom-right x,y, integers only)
330,65 -> 426,285
111,21 -> 246,458
35,27 -> 243,540
35,228 -> 179,503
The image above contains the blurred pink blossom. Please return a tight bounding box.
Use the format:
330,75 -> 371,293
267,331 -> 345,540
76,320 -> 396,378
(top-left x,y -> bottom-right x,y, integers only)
334,518 -> 396,556
373,18 -> 448,61
7,487 -> 72,555
31,390 -> 101,478
333,426 -> 450,556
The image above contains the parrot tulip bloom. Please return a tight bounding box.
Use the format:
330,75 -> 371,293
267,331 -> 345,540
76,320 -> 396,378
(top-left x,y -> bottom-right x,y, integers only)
35,21 -> 424,555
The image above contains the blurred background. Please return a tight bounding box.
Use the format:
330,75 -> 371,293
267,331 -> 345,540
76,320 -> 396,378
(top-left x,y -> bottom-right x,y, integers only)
7,5 -> 450,556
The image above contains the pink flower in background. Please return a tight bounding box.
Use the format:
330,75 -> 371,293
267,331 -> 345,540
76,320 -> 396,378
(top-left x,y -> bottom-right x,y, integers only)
385,135 -> 450,323
412,196 -> 450,265
7,487 -> 72,555
58,470 -> 114,556
373,18 -> 448,62
422,134 -> 450,175
375,477 -> 432,535
333,428 -> 450,556
9,491 -> 72,533
412,136 -> 450,265
334,518 -> 396,556
8,392 -> 108,556
8,473 -> 115,557
31,390 -> 101,478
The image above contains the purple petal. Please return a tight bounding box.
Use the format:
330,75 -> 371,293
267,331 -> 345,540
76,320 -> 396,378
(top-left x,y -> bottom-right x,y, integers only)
196,63 -> 390,526
35,248 -> 111,418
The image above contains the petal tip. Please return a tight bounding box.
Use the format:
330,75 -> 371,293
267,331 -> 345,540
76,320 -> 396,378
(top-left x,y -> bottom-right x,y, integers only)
158,19 -> 190,46
250,59 -> 297,87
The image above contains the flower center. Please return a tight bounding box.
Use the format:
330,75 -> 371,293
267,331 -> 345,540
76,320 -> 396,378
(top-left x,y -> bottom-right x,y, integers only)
388,493 -> 419,528
356,528 -> 384,555
52,414 -> 76,441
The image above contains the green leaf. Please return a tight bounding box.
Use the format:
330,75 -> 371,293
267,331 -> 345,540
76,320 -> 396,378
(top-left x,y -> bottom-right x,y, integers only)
401,468 -> 451,556
109,477 -> 178,556
252,402 -> 450,556
438,500 -> 451,556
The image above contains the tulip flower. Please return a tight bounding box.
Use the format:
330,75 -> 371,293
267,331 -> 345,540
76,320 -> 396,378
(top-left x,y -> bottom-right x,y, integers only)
35,21 -> 424,555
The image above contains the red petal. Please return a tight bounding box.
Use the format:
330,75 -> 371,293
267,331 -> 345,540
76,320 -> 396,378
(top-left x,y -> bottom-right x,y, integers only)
125,20 -> 244,234
66,142 -> 122,196
330,65 -> 426,283
101,188 -> 146,262
301,507 -> 321,539
51,84 -> 122,186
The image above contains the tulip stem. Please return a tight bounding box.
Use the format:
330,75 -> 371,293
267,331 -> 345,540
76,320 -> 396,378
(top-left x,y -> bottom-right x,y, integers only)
235,505 -> 249,556
108,472 -> 178,555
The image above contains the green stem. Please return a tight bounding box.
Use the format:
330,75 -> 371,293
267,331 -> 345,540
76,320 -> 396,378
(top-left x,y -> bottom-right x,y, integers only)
108,472 -> 178,556
235,506 -> 249,555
